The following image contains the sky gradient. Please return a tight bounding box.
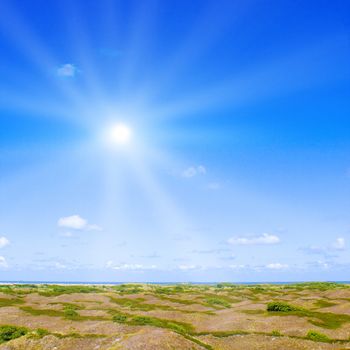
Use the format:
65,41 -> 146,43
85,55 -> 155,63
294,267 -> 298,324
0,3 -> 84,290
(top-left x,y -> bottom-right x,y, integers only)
0,0 -> 350,282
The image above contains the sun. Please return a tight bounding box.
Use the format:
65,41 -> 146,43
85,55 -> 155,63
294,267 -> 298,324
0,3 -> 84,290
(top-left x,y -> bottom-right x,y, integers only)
108,123 -> 132,145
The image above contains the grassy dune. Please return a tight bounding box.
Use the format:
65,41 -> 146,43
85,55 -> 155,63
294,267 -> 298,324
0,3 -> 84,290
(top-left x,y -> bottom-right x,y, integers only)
0,282 -> 350,349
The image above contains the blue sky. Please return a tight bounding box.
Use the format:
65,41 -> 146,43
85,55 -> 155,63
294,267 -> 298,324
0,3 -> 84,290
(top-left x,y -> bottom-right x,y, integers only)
0,0 -> 350,282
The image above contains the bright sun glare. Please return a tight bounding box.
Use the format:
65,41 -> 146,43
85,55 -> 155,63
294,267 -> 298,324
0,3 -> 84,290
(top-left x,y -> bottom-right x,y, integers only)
108,123 -> 132,145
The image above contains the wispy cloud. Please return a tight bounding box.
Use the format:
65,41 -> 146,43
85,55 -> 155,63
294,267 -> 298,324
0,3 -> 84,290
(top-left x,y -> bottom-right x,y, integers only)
332,237 -> 345,251
228,233 -> 280,245
54,262 -> 67,269
301,237 -> 346,257
0,236 -> 10,249
57,63 -> 78,77
0,256 -> 8,268
178,264 -> 199,270
266,263 -> 289,269
57,215 -> 102,231
181,165 -> 206,178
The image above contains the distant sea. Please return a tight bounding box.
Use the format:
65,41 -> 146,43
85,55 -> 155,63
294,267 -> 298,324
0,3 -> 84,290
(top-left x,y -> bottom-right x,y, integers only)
1,281 -> 349,285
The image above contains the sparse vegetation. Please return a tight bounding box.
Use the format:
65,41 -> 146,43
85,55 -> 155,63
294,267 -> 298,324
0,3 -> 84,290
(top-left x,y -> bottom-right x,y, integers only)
38,284 -> 102,296
35,328 -> 50,338
0,297 -> 24,307
63,308 -> 79,319
204,296 -> 231,308
314,299 -> 337,308
2,283 -> 350,349
267,301 -> 350,329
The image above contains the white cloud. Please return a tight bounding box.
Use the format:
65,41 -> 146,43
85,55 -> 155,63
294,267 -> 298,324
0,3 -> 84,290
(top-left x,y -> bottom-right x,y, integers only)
85,224 -> 102,231
266,263 -> 289,269
0,237 -> 10,248
54,262 -> 67,269
228,233 -> 280,245
332,237 -> 345,251
57,63 -> 78,77
106,260 -> 114,268
182,165 -> 206,178
58,215 -> 86,229
107,263 -> 157,271
57,215 -> 102,231
0,256 -> 8,268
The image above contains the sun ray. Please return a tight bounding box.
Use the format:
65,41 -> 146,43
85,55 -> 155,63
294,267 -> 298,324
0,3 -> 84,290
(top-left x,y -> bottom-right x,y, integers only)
0,1 -> 86,110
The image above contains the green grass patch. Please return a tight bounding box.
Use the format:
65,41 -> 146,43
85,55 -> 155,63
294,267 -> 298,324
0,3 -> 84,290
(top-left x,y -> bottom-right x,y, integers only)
109,296 -> 170,311
20,306 -> 64,318
20,306 -> 106,322
204,297 -> 231,308
112,311 -> 193,335
112,310 -> 213,349
63,308 -> 79,319
27,328 -> 50,339
199,330 -> 249,337
113,284 -> 145,294
314,299 -> 337,308
284,282 -> 345,291
112,312 -> 128,323
109,296 -> 202,314
49,302 -> 85,310
38,285 -> 102,296
215,283 -> 239,289
0,325 -> 28,344
271,330 -> 282,336
0,297 -> 24,307
306,330 -> 331,342
155,295 -> 198,305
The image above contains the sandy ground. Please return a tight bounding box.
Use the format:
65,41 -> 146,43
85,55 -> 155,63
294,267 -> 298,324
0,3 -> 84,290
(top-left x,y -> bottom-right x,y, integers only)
1,284 -> 350,349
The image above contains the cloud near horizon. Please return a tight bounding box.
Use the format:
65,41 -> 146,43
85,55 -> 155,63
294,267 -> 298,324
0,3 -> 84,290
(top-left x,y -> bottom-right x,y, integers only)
106,261 -> 157,270
266,263 -> 289,269
228,233 -> 280,245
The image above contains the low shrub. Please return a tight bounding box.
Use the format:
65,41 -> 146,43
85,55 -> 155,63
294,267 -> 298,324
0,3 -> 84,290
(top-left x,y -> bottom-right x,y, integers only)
64,308 -> 79,319
271,330 -> 281,336
306,330 -> 330,342
0,325 -> 28,344
267,301 -> 300,312
35,328 -> 50,337
205,297 -> 231,308
112,313 -> 128,323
